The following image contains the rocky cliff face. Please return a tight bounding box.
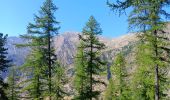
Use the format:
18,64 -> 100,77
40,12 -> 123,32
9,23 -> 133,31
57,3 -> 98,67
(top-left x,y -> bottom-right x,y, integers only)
6,37 -> 31,66
54,32 -> 137,65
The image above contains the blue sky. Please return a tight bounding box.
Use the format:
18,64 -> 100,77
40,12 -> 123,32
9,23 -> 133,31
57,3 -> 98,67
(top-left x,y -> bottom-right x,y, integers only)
0,0 -> 130,38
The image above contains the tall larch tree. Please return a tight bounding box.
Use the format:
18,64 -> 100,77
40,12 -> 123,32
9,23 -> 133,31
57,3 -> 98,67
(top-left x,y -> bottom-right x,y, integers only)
108,53 -> 129,100
107,0 -> 170,100
52,61 -> 67,100
74,41 -> 89,99
104,78 -> 115,100
114,53 -> 129,99
17,48 -> 45,99
79,16 -> 106,100
33,1 -> 60,98
132,39 -> 155,100
18,0 -> 60,99
0,33 -> 10,100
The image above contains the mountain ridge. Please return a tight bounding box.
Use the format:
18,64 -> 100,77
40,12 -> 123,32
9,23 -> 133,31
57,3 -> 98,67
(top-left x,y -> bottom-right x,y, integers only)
6,32 -> 137,77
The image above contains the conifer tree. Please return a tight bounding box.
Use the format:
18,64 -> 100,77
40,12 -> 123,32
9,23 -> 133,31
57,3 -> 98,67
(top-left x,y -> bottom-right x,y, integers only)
0,33 -> 10,100
52,61 -> 67,100
79,16 -> 106,100
18,49 -> 45,99
39,1 -> 60,98
104,78 -> 115,100
132,41 -> 155,100
113,53 -> 130,100
7,66 -> 20,100
18,0 -> 60,99
106,53 -> 129,100
107,0 -> 170,100
74,41 -> 89,99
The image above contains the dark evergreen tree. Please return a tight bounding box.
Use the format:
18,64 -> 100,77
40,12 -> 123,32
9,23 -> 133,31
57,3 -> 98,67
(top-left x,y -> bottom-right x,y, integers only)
107,0 -> 170,100
39,1 -> 60,98
17,0 -> 60,99
0,33 -> 10,100
79,16 -> 106,100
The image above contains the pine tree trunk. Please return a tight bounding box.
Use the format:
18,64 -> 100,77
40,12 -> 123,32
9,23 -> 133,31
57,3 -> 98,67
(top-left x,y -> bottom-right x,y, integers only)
90,35 -> 93,100
154,30 -> 159,100
48,28 -> 52,100
47,2 -> 52,100
90,43 -> 93,100
48,38 -> 52,100
155,64 -> 159,100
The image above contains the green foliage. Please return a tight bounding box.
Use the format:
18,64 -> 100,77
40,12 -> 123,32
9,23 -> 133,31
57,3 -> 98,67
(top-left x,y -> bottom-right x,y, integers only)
0,33 -> 10,71
7,66 -> 20,100
74,41 -> 89,100
0,33 -> 10,100
18,48 -> 45,99
132,32 -> 170,100
76,16 -> 106,99
108,0 -> 170,99
52,62 -> 67,100
31,1 -> 60,98
111,53 -> 130,100
3,1 -> 170,100
132,42 -> 155,100
104,78 -> 115,100
17,0 -> 61,99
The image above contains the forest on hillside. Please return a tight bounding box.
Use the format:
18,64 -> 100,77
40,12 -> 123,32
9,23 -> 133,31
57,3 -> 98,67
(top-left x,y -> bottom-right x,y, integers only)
0,0 -> 170,100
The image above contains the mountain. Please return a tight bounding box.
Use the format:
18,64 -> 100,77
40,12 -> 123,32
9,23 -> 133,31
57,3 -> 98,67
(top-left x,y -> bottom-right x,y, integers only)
6,32 -> 170,98
6,37 -> 30,66
6,24 -> 170,66
53,32 -> 137,67
5,32 -> 137,98
6,32 -> 137,76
